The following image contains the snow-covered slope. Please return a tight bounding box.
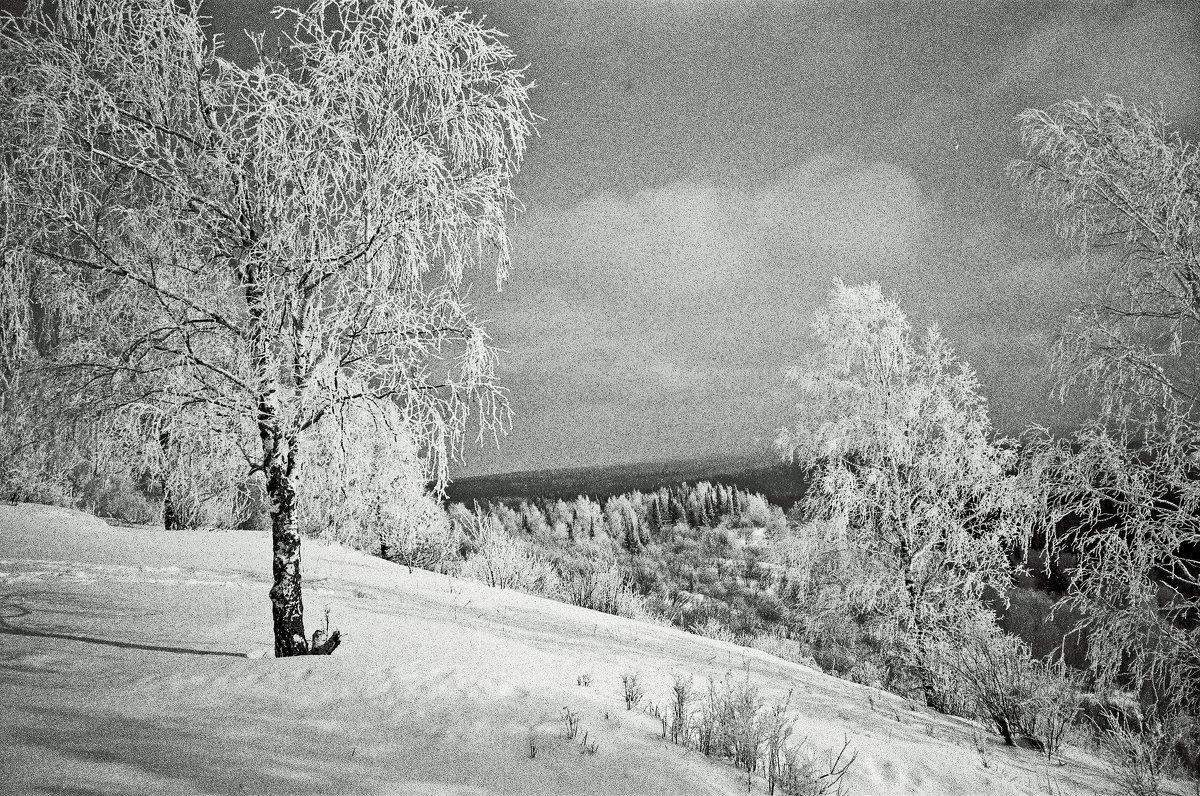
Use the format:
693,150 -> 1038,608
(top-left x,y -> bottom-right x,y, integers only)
0,503 -> 1122,795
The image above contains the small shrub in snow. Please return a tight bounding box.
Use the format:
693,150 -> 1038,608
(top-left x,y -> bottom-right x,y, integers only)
669,674 -> 692,745
665,671 -> 857,795
555,556 -> 663,621
946,617 -> 1079,754
772,735 -> 857,796
563,559 -> 622,612
380,506 -> 459,573
695,616 -> 737,644
722,676 -> 767,774
763,697 -> 796,794
562,706 -> 581,740
90,474 -> 158,525
580,730 -> 599,755
622,672 -> 644,711
1028,658 -> 1082,759
1099,715 -> 1177,796
971,728 -> 993,769
748,630 -> 822,671
847,660 -> 885,690
613,585 -> 663,623
945,635 -> 1024,737
560,707 -> 601,756
0,456 -> 73,508
694,673 -> 761,764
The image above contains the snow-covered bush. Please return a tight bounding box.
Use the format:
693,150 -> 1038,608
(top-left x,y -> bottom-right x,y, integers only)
1100,716 -> 1179,796
572,559 -> 661,620
621,672 -> 644,710
943,615 -> 1081,755
87,473 -> 158,524
295,406 -> 451,562
613,587 -> 663,623
1,457 -> 72,507
695,617 -> 738,644
458,515 -> 561,594
376,490 -> 458,572
674,672 -> 857,794
1029,659 -> 1083,759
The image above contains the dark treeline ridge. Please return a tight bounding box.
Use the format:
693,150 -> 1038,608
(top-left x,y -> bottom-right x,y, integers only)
445,456 -> 811,511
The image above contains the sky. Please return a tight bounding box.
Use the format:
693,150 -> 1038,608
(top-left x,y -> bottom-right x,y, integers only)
442,0 -> 1200,475
27,0 -> 1200,476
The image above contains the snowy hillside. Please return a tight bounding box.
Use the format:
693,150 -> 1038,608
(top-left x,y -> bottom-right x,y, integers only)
0,503 -> 1127,795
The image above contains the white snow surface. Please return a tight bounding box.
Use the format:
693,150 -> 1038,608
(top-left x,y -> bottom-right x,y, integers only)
0,502 -> 1131,795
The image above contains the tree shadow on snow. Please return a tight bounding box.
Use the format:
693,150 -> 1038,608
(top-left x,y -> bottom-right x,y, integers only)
0,590 -> 247,659
0,624 -> 248,657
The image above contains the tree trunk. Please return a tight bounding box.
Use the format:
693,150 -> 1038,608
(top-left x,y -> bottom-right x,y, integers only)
267,463 -> 308,657
898,536 -> 939,706
158,429 -> 185,530
162,489 -> 183,530
993,715 -> 1015,746
241,258 -> 309,657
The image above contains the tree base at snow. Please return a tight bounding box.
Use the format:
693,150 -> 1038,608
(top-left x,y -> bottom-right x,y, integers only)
309,629 -> 341,655
275,628 -> 341,657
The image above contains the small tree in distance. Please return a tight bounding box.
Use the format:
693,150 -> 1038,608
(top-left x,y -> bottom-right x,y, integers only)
777,281 -> 1032,704
0,0 -> 534,656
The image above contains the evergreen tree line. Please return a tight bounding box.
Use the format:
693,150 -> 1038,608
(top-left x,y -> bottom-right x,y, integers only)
453,481 -> 780,554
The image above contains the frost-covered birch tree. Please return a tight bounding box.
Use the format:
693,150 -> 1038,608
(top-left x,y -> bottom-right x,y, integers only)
1014,96 -> 1200,716
0,0 -> 534,656
777,282 -> 1031,703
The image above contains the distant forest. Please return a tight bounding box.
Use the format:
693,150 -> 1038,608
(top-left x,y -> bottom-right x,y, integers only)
445,456 -> 811,511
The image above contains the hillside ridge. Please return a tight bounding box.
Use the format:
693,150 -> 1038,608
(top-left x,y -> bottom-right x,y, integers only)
0,502 -> 1130,795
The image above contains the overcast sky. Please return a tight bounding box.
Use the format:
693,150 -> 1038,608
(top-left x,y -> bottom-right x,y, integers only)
200,1 -> 1200,474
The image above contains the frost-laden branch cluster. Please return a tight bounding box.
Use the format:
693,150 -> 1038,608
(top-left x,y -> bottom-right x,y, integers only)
1011,95 -> 1200,434
0,0 -> 534,490
1011,96 -> 1200,717
1026,423 -> 1200,714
